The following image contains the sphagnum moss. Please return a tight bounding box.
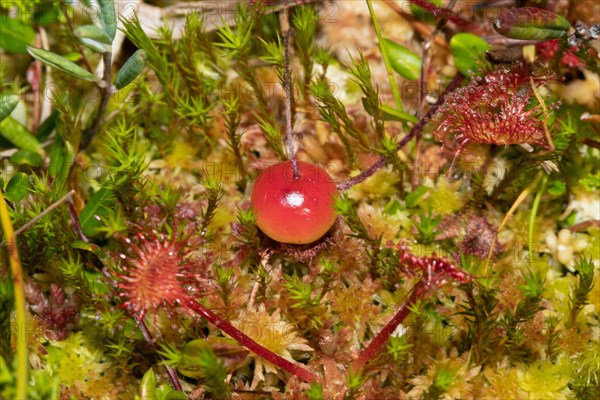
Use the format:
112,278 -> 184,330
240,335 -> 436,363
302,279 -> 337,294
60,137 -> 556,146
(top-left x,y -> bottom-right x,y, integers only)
0,1 -> 598,399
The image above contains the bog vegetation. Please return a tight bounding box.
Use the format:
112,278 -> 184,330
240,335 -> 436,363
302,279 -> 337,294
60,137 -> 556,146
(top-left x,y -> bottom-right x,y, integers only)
0,1 -> 599,399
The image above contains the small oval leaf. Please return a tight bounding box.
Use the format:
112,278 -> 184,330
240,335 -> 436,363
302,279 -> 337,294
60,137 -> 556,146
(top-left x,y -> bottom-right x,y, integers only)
0,17 -> 35,53
49,135 -> 74,185
383,38 -> 422,80
75,25 -> 112,53
33,1 -> 61,25
450,33 -> 491,77
27,46 -> 99,82
0,94 -> 19,123
493,8 -> 571,40
405,185 -> 431,208
115,50 -> 147,89
4,172 -> 30,202
10,150 -> 42,167
547,180 -> 566,196
71,240 -> 101,253
0,116 -> 42,154
79,187 -> 114,237
74,25 -> 112,44
139,368 -> 157,400
163,391 -> 189,400
78,37 -> 112,53
98,0 -> 117,40
410,0 -> 443,23
37,111 -> 59,141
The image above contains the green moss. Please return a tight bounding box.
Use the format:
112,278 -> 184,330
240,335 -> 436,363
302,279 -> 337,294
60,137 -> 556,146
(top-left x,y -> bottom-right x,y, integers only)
1,1 -> 599,398
348,167 -> 401,201
419,179 -> 464,214
517,359 -> 573,400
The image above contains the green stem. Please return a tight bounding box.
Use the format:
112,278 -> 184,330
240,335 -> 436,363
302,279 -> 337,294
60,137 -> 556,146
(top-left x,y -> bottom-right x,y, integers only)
528,175 -> 548,270
0,191 -> 28,399
366,0 -> 403,111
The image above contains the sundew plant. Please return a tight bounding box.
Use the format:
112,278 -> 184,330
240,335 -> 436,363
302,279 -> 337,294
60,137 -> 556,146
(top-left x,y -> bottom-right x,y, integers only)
0,1 -> 599,399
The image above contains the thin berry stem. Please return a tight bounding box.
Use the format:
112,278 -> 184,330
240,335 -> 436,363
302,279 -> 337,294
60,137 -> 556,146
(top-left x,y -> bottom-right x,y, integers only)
183,299 -> 319,383
283,17 -> 299,178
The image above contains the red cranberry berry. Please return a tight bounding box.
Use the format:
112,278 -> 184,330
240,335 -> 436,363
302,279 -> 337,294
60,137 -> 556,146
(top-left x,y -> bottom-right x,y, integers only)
251,160 -> 338,244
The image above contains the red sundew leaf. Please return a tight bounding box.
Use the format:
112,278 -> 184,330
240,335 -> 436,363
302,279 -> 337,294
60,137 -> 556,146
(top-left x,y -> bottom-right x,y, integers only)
493,8 -> 571,41
433,63 -> 555,152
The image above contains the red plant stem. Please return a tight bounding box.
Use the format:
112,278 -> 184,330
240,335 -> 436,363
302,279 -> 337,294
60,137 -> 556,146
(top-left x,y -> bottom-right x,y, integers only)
183,299 -> 319,383
135,318 -> 184,392
407,0 -> 482,33
569,219 -> 600,232
352,280 -> 426,371
582,138 -> 600,149
337,74 -> 464,192
65,199 -> 88,243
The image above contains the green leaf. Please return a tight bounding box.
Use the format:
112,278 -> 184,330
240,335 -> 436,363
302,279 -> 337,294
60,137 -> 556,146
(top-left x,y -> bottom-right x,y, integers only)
10,150 -> 42,167
4,173 -> 30,202
36,111 -> 59,141
382,104 -> 419,123
75,25 -> 112,44
179,344 -> 231,399
115,50 -> 147,89
405,185 -> 431,208
78,37 -> 111,53
26,47 -> 99,82
79,188 -> 114,237
547,180 -> 566,196
49,135 -> 74,185
383,199 -> 404,215
163,390 -> 188,400
0,17 -> 35,53
0,94 -> 19,122
71,240 -> 101,253
383,38 -> 422,80
0,116 -> 43,154
493,8 -> 571,40
62,52 -> 82,62
97,0 -> 117,40
565,212 -> 577,227
74,25 -> 112,53
580,173 -> 600,190
139,368 -> 156,400
33,1 -> 61,25
450,33 -> 491,77
305,382 -> 324,400
410,0 -> 443,23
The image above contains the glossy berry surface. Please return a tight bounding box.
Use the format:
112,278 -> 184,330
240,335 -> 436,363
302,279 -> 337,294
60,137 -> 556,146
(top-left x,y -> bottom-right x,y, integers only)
251,160 -> 338,244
